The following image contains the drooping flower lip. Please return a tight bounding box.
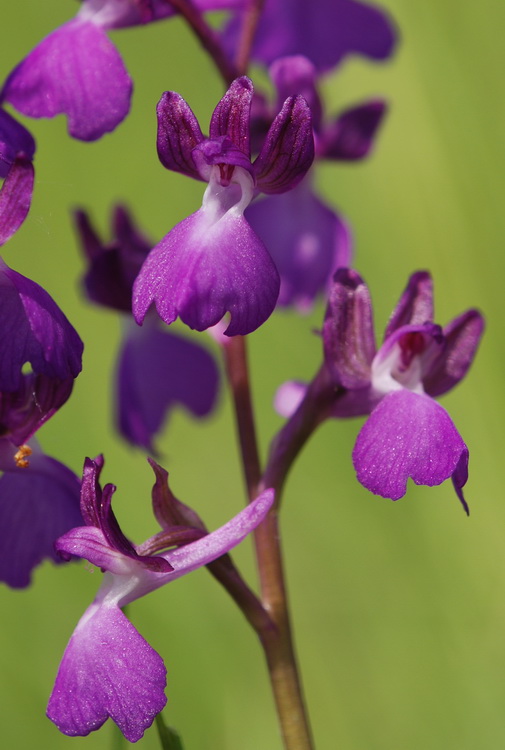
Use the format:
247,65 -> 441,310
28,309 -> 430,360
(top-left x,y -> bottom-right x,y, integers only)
352,389 -> 470,509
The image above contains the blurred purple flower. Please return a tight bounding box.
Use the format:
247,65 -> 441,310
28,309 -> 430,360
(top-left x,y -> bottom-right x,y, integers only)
0,109 -> 35,243
246,55 -> 387,310
222,0 -> 397,73
133,76 -> 314,335
0,258 -> 84,587
322,269 -> 484,509
1,0 -> 245,141
47,456 -> 274,740
75,206 -> 219,451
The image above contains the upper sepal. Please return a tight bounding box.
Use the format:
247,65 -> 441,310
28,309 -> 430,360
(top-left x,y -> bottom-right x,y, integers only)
156,91 -> 204,180
323,268 -> 376,388
209,77 -> 253,157
253,95 -> 314,194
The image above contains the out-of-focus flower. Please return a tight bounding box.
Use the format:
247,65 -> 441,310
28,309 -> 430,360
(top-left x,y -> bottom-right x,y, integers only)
0,258 -> 84,587
245,56 -> 387,310
321,269 -> 484,509
222,0 -> 397,73
75,206 -> 219,451
0,109 -> 35,243
1,0 -> 245,141
133,76 -> 314,335
47,456 -> 274,741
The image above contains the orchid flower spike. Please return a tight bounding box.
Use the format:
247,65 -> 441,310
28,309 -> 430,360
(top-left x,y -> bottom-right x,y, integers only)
47,456 -> 274,740
133,76 -> 314,335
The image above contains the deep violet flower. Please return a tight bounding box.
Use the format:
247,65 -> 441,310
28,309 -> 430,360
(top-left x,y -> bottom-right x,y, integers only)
245,55 -> 387,310
75,206 -> 219,451
0,0 -> 244,141
0,109 -> 35,243
47,456 -> 274,740
222,0 -> 397,73
133,76 -> 314,335
321,269 -> 484,509
0,258 -> 84,587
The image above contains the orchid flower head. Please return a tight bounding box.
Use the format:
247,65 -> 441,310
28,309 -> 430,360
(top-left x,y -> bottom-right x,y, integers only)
133,76 -> 314,335
322,268 -> 484,510
47,455 -> 274,740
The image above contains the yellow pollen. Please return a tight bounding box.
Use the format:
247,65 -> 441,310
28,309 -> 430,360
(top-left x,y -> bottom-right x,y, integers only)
14,444 -> 32,469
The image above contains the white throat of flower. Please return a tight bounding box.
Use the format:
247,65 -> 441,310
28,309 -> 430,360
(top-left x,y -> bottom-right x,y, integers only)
201,165 -> 255,224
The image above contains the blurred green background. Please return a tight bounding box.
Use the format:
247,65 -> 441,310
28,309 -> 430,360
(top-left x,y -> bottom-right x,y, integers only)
1,1 -> 504,748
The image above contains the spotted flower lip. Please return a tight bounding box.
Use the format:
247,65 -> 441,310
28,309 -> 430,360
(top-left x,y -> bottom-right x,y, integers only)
47,456 -> 274,741
133,76 -> 314,336
322,268 -> 484,509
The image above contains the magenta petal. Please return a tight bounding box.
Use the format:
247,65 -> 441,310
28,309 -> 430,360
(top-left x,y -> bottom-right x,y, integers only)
156,91 -> 204,179
353,390 -> 468,500
254,95 -> 314,194
223,0 -> 397,73
0,453 -> 81,589
133,208 -> 280,336
0,109 -> 35,178
2,20 -> 132,141
246,181 -> 352,310
424,309 -> 485,398
385,271 -> 434,338
319,100 -> 387,161
209,77 -> 253,156
0,158 -> 34,245
47,604 -> 167,741
323,268 -> 376,388
0,258 -> 83,391
117,320 -> 219,451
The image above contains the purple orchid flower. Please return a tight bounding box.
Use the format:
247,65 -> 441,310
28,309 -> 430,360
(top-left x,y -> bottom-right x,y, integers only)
133,76 -> 314,335
0,258 -> 84,587
222,0 -> 397,73
47,456 -> 274,740
321,269 -> 484,510
75,206 -> 219,451
0,0 -> 245,141
245,55 -> 387,310
0,109 -> 35,243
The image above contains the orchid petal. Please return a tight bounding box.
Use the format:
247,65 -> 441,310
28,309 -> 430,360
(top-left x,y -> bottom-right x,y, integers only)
47,603 -> 166,741
0,159 -> 34,246
209,77 -> 253,156
246,180 -> 352,310
254,95 -> 314,194
133,205 -> 279,336
319,100 -> 387,161
0,453 -> 81,588
156,91 -> 204,179
2,20 -> 132,141
0,258 -> 83,391
385,271 -> 434,338
423,309 -> 485,397
323,268 -> 376,388
116,319 -> 219,451
353,390 -> 468,501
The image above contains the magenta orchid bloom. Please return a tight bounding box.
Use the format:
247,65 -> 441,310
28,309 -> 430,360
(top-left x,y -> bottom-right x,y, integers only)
47,456 -> 274,741
133,76 -> 314,335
